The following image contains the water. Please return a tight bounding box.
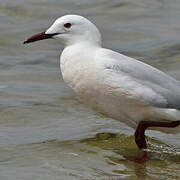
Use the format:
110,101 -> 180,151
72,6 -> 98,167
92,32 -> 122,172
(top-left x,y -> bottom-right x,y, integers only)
0,0 -> 180,179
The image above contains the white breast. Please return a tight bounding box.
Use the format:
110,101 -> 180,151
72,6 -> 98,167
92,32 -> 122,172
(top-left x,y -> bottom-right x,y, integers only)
60,44 -> 102,107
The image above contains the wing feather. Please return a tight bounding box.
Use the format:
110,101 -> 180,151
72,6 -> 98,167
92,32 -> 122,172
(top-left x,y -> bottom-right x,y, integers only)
99,48 -> 180,110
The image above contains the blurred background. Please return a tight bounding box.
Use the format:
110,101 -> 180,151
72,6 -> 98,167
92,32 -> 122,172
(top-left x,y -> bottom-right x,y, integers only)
0,0 -> 180,179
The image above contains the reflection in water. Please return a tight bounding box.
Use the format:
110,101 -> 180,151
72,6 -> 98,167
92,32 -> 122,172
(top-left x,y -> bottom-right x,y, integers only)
81,132 -> 180,179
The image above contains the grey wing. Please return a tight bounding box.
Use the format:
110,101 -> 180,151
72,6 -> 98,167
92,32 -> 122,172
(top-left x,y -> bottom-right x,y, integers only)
102,49 -> 180,110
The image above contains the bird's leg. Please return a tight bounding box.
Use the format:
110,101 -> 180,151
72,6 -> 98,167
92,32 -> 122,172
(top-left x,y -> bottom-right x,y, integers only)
124,120 -> 180,163
135,121 -> 148,149
135,120 -> 180,149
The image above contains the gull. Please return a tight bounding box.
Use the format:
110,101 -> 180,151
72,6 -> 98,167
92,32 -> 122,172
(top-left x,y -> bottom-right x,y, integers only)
24,14 -> 180,152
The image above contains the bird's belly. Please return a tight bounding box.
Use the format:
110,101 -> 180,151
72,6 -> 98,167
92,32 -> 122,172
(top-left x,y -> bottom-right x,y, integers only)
72,79 -> 146,129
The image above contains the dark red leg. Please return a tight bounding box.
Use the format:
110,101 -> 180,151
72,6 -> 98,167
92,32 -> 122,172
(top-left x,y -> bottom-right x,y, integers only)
125,120 -> 180,163
135,120 -> 180,149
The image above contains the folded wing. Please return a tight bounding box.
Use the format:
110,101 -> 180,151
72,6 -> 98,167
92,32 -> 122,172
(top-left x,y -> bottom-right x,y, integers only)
100,49 -> 180,110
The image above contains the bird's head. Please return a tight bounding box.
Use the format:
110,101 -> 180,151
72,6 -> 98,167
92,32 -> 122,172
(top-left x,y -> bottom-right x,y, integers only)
24,15 -> 101,46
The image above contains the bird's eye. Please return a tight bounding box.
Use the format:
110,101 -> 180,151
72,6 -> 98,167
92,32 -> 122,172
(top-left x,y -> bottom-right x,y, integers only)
64,23 -> 72,29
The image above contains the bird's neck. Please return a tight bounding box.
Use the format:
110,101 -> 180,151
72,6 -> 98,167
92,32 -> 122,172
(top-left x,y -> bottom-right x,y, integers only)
63,41 -> 101,56
61,42 -> 99,64
64,36 -> 102,47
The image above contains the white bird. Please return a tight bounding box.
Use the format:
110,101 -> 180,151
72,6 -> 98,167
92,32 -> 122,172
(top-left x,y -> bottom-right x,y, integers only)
24,14 -> 180,151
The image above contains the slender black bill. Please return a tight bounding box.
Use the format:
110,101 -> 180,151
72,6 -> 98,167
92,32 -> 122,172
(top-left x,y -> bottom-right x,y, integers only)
23,31 -> 59,44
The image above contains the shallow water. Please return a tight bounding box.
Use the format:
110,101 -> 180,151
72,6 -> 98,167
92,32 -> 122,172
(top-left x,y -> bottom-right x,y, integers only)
0,0 -> 180,179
